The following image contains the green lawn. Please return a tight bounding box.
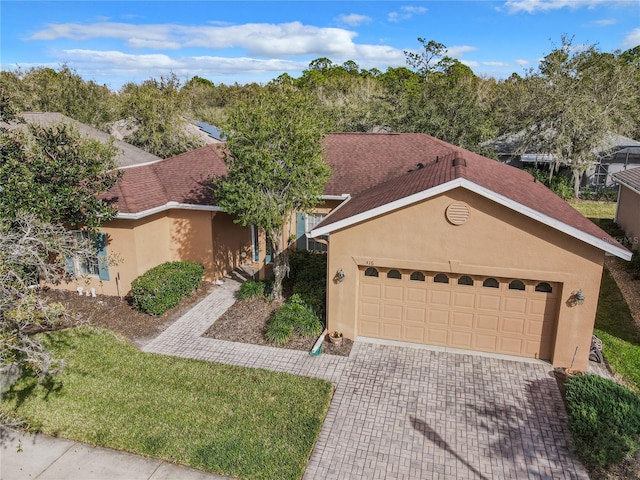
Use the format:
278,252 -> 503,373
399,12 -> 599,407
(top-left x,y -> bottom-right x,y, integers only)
1,327 -> 333,480
568,200 -> 616,220
595,270 -> 640,392
570,200 -> 640,392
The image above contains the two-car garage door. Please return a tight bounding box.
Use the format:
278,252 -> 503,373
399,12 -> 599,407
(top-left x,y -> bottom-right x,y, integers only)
358,267 -> 560,360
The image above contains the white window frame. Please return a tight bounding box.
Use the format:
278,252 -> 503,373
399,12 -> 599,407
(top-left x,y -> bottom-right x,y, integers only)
306,213 -> 328,252
71,231 -> 100,276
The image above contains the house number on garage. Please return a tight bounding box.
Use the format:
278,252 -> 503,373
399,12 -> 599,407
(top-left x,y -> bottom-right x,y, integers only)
365,260 -> 375,266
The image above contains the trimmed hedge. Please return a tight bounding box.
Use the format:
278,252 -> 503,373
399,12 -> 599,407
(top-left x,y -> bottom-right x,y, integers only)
566,373 -> 640,468
131,261 -> 204,315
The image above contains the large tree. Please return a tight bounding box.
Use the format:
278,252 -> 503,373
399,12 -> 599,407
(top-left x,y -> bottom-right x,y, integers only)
119,74 -> 204,158
0,91 -> 120,402
494,37 -> 640,196
215,86 -> 331,300
0,120 -> 122,230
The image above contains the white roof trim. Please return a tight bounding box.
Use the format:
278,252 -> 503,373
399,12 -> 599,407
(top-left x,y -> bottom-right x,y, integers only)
116,202 -> 222,220
321,194 -> 350,201
310,178 -> 631,261
310,179 -> 463,237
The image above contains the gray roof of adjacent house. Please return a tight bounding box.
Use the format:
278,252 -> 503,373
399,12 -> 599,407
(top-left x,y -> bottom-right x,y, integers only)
3,112 -> 162,167
612,167 -> 640,193
486,130 -> 640,163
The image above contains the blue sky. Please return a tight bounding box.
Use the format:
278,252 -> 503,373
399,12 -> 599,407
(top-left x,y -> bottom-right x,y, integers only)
2,1 -> 639,90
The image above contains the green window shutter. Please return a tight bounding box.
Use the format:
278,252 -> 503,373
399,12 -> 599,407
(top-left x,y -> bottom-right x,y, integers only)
95,232 -> 110,281
252,225 -> 259,262
296,213 -> 307,250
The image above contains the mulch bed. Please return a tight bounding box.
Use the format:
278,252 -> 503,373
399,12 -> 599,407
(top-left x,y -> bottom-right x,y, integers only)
203,296 -> 353,357
41,282 -> 216,348
41,284 -> 352,356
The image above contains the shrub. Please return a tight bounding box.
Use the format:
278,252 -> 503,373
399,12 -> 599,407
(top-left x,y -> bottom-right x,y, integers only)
264,318 -> 294,345
287,250 -> 327,318
236,280 -> 265,301
131,261 -> 204,315
565,374 -> 640,468
265,294 -> 323,345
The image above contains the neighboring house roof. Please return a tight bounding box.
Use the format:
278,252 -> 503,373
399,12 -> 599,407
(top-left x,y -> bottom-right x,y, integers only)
612,168 -> 640,194
5,112 -> 162,167
102,144 -> 227,219
312,137 -> 631,261
487,130 -> 640,164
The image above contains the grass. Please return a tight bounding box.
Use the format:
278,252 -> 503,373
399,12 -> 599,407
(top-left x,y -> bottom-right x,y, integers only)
568,200 -> 616,221
570,200 -> 640,392
1,327 -> 333,480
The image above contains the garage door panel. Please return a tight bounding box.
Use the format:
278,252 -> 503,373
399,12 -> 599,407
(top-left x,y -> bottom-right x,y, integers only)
529,298 -> 553,315
526,319 -> 544,336
427,329 -> 448,345
450,331 -> 473,349
498,337 -> 524,355
503,297 -> 527,314
359,320 -> 380,337
360,302 -> 380,318
358,268 -> 558,361
474,334 -> 498,351
383,285 -> 404,301
382,323 -> 403,340
406,287 -> 427,303
429,309 -> 450,326
502,317 -> 526,334
452,311 -> 474,328
404,325 -> 426,343
382,304 -> 403,321
406,306 -> 427,323
477,294 -> 501,311
362,283 -> 381,298
429,290 -> 451,306
453,292 -> 476,309
476,314 -> 499,332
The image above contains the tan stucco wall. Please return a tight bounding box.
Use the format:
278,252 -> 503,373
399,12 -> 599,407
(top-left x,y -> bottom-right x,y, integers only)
616,186 -> 640,250
325,188 -> 605,370
60,209 -> 254,297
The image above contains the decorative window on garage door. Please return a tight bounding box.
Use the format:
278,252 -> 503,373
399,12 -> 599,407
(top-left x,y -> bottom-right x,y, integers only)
364,267 -> 379,277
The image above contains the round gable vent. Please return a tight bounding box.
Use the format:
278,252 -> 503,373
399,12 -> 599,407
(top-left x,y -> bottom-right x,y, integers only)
446,202 -> 471,225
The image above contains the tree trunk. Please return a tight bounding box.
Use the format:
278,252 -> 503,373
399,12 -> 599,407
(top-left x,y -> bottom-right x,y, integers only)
572,167 -> 582,198
269,230 -> 289,302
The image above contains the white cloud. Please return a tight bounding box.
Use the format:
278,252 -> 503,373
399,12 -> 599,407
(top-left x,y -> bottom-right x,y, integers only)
335,13 -> 372,27
401,6 -> 427,14
483,61 -> 509,66
515,59 -> 530,65
29,21 -> 362,58
504,0 -> 609,14
387,5 -> 427,22
446,45 -> 477,57
622,28 -> 640,47
591,18 -> 617,26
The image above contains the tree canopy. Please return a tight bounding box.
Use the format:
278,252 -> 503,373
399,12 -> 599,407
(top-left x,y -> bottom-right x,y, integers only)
215,86 -> 331,299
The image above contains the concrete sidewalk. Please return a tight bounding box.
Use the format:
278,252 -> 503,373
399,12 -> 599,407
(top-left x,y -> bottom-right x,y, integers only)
1,428 -> 230,480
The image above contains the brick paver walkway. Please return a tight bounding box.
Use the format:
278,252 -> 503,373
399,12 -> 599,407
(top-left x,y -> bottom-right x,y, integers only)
144,274 -> 588,480
143,275 -> 347,383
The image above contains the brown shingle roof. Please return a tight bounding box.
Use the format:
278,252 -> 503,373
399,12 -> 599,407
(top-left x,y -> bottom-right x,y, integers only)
612,167 -> 640,193
315,134 -> 628,257
102,144 -> 227,214
323,133 -> 459,196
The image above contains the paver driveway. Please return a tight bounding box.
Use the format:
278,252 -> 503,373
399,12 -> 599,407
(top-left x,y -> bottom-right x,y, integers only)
305,340 -> 588,480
